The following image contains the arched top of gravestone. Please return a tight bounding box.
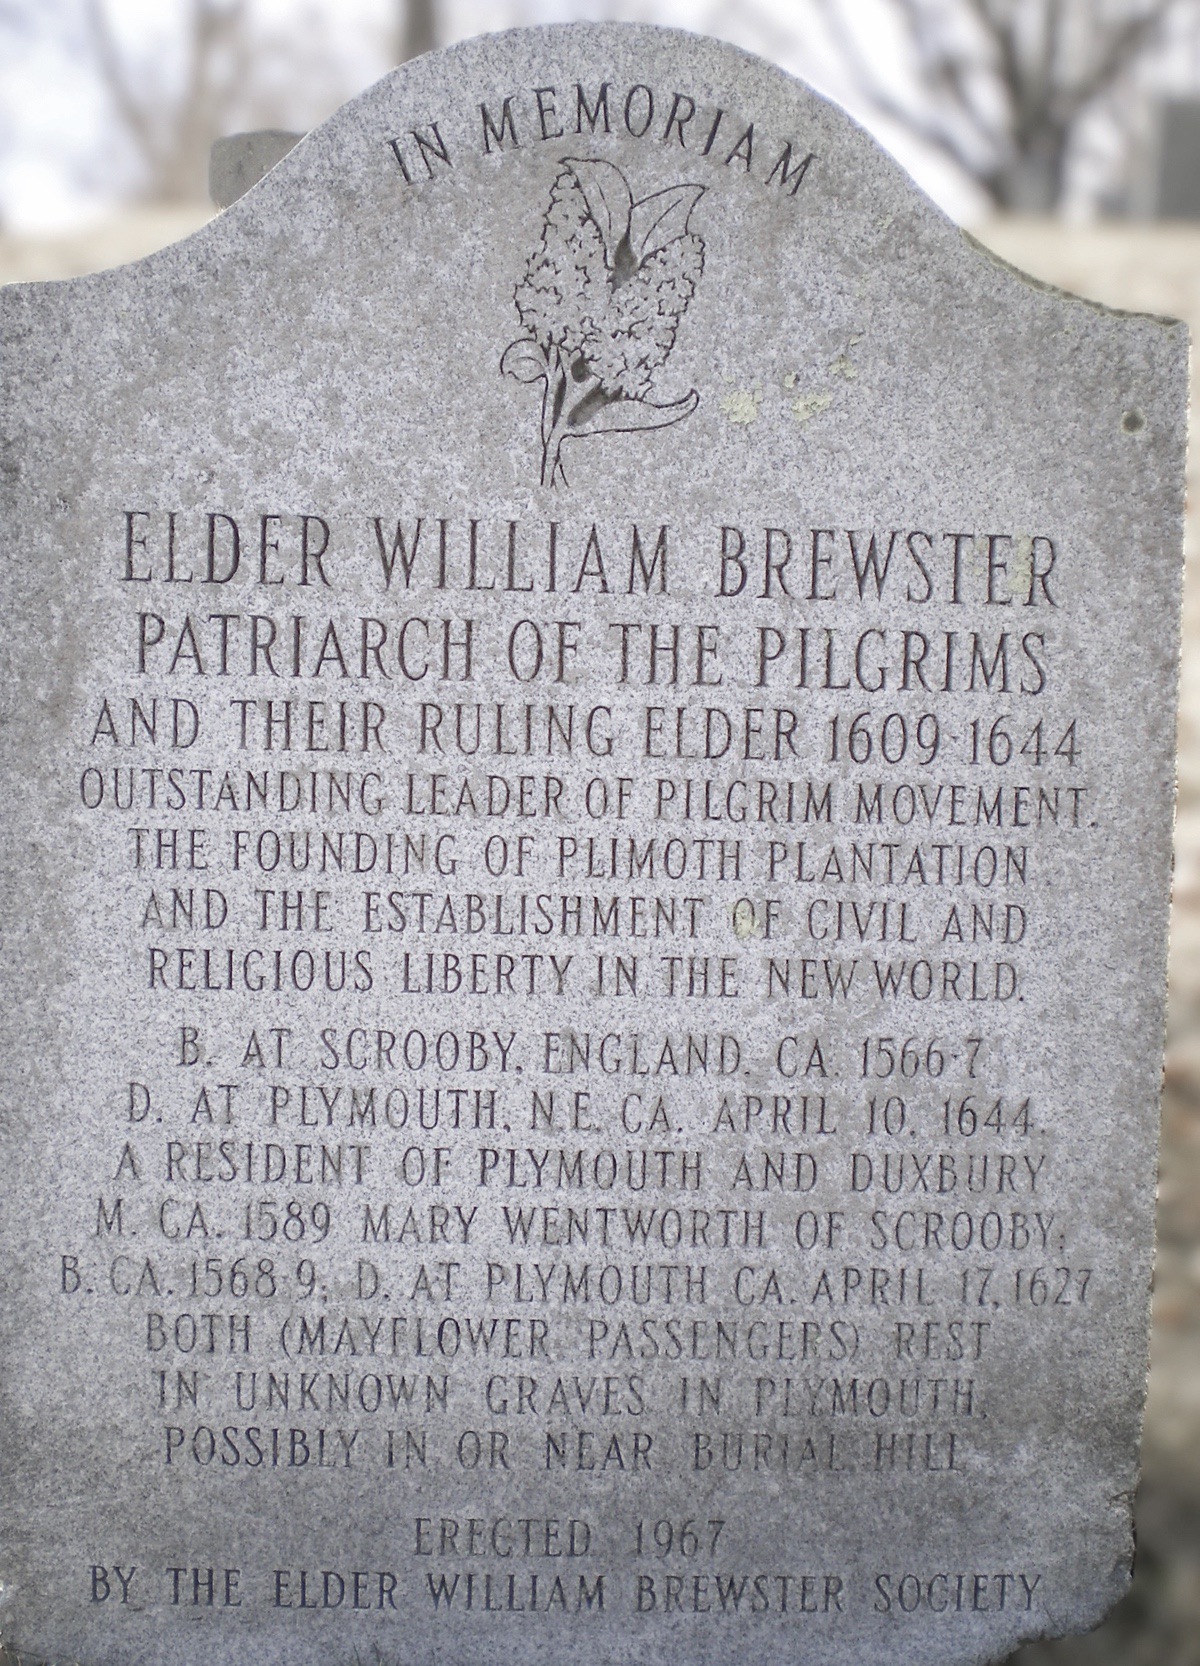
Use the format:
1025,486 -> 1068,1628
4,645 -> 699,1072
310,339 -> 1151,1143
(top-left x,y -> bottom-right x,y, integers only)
1,22 -> 1184,532
13,20 -> 1176,333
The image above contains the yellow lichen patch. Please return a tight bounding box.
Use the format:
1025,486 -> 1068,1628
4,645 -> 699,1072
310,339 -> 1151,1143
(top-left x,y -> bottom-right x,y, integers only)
731,899 -> 761,941
719,387 -> 762,424
1011,534 -> 1035,599
792,389 -> 833,424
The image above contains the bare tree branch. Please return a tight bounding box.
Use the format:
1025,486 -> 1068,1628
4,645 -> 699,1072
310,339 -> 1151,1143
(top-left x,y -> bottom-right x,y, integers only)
78,0 -> 290,202
817,0 -> 1179,211
1069,4 -> 1173,110
83,0 -> 162,167
1,0 -> 370,211
811,0 -> 994,178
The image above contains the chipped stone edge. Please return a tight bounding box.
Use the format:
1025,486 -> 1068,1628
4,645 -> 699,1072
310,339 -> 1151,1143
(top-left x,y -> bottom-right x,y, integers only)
959,225 -> 1188,332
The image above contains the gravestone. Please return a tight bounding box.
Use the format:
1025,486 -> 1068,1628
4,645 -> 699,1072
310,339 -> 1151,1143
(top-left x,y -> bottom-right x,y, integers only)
1157,99 -> 1200,219
209,130 -> 304,209
0,22 -> 1187,1666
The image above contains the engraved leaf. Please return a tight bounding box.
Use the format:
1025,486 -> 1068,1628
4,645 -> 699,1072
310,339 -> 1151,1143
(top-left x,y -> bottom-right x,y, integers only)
501,338 -> 548,384
562,158 -> 633,263
573,388 -> 700,435
629,184 -> 705,262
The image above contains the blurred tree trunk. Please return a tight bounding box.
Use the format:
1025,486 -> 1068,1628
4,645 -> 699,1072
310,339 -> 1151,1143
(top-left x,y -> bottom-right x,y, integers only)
397,0 -> 438,63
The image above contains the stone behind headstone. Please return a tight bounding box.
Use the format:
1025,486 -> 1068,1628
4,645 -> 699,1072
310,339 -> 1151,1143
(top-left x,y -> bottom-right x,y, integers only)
209,129 -> 304,208
0,23 -> 1187,1666
1157,99 -> 1200,219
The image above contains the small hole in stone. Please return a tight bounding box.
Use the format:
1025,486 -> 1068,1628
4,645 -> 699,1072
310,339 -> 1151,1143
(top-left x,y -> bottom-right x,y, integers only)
1122,409 -> 1145,434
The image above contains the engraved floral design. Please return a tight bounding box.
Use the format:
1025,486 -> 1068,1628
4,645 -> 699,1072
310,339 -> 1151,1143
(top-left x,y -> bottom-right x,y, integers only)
501,158 -> 706,487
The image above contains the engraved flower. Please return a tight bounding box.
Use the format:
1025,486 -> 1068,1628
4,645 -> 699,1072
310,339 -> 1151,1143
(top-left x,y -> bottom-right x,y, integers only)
502,158 -> 705,487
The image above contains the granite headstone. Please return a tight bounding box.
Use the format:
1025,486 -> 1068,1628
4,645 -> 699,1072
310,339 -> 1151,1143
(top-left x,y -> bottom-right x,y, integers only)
0,22 -> 1187,1666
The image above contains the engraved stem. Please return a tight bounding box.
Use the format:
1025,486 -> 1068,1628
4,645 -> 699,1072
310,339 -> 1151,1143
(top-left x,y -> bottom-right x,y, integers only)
539,349 -> 571,488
